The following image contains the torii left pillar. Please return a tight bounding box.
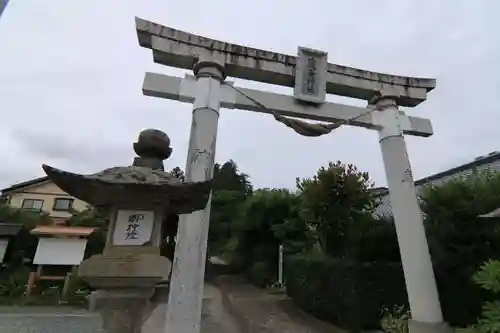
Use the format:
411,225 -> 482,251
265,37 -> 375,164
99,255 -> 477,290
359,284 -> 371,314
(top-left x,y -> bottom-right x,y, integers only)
164,55 -> 225,333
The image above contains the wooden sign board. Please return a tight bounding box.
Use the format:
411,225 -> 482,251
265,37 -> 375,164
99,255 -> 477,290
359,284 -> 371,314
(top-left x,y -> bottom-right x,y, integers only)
33,238 -> 88,266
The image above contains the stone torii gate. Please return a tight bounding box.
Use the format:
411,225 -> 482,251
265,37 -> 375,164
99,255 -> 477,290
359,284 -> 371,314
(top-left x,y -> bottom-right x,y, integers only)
135,17 -> 446,333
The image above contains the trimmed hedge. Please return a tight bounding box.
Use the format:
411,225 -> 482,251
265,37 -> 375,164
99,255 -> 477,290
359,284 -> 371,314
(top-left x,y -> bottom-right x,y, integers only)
286,255 -> 494,330
285,255 -> 407,330
434,262 -> 492,327
247,261 -> 276,288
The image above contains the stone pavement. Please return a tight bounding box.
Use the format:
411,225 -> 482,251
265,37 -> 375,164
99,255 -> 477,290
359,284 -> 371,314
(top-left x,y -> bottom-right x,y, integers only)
0,306 -> 103,333
0,283 -> 240,333
0,278 -> 342,333
142,282 -> 241,333
214,275 -> 345,333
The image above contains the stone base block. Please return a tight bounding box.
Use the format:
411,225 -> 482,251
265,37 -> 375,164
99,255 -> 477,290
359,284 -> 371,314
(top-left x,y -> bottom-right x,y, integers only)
409,320 -> 453,333
92,288 -> 157,333
79,253 -> 171,289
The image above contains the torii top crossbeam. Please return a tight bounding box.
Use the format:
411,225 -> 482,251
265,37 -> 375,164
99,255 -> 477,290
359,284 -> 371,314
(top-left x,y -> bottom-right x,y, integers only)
135,17 -> 435,107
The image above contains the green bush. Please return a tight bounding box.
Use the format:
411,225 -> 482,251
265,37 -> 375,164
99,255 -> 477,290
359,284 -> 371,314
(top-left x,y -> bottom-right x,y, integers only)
248,261 -> 276,288
420,171 -> 500,326
228,189 -> 313,287
0,266 -> 30,300
296,161 -> 377,258
380,305 -> 410,333
285,254 -> 407,330
60,269 -> 90,306
473,259 -> 500,333
434,262 -> 491,327
345,216 -> 401,262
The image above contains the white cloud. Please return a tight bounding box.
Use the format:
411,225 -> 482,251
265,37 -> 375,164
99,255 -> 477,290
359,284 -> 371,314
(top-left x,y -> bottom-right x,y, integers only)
1,0 -> 499,190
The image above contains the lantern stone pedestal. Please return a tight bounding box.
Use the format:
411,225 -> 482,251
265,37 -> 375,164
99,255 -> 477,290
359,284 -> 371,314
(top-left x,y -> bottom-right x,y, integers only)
80,251 -> 170,332
41,129 -> 212,333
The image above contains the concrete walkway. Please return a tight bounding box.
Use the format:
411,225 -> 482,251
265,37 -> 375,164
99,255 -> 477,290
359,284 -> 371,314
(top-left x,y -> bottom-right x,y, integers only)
143,282 -> 241,333
0,306 -> 103,333
0,277 -> 342,333
214,275 -> 344,333
0,284 -> 242,333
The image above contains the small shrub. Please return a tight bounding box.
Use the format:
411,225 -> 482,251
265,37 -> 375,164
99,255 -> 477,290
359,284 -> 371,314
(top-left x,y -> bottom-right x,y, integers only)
421,171 -> 500,326
473,260 -> 500,333
267,280 -> 286,294
380,305 -> 410,333
248,261 -> 275,288
0,266 -> 30,300
62,268 -> 90,305
286,254 -> 407,330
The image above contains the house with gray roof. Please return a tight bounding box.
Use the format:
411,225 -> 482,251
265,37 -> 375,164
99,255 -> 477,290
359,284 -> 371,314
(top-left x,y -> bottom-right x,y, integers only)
374,151 -> 500,217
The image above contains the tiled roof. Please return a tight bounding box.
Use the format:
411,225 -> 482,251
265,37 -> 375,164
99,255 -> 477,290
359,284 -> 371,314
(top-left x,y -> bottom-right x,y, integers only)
374,151 -> 500,217
0,176 -> 50,194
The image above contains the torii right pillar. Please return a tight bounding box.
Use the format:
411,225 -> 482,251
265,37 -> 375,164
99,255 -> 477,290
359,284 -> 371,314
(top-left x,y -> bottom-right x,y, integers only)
371,89 -> 448,333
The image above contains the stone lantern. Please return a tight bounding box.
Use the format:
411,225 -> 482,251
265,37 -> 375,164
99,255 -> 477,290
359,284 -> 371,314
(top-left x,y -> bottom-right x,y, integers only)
41,129 -> 212,333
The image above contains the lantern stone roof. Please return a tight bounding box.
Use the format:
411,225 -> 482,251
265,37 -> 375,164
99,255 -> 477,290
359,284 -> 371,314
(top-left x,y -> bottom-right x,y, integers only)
31,225 -> 96,237
479,207 -> 500,218
41,129 -> 212,214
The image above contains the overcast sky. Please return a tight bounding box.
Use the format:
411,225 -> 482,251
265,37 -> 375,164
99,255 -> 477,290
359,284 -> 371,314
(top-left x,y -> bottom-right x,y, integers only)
0,0 -> 498,190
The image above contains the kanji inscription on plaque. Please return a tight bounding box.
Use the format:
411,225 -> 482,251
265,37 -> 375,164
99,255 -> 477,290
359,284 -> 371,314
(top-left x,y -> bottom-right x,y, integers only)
112,210 -> 155,246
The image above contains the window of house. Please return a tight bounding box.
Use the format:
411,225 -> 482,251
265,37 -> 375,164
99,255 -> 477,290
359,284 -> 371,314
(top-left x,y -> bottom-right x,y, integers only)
53,198 -> 74,211
21,199 -> 44,211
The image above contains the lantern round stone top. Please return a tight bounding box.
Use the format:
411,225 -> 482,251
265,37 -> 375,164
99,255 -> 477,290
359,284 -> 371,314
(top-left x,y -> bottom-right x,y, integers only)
41,129 -> 212,214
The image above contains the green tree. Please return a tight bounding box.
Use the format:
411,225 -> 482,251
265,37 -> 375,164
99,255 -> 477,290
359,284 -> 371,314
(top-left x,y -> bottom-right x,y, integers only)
213,160 -> 253,197
296,161 -> 377,258
230,189 -> 313,286
169,166 -> 185,182
268,191 -> 316,256
67,206 -> 108,258
421,171 -> 500,269
0,204 -> 52,228
208,160 -> 253,255
346,215 -> 401,262
209,189 -> 246,256
420,170 -> 500,326
0,204 -> 53,268
67,206 -> 108,229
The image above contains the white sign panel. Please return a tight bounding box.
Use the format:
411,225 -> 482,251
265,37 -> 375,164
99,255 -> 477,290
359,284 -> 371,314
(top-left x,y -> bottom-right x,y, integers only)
112,210 -> 155,246
293,46 -> 328,104
0,239 -> 8,263
33,238 -> 88,266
